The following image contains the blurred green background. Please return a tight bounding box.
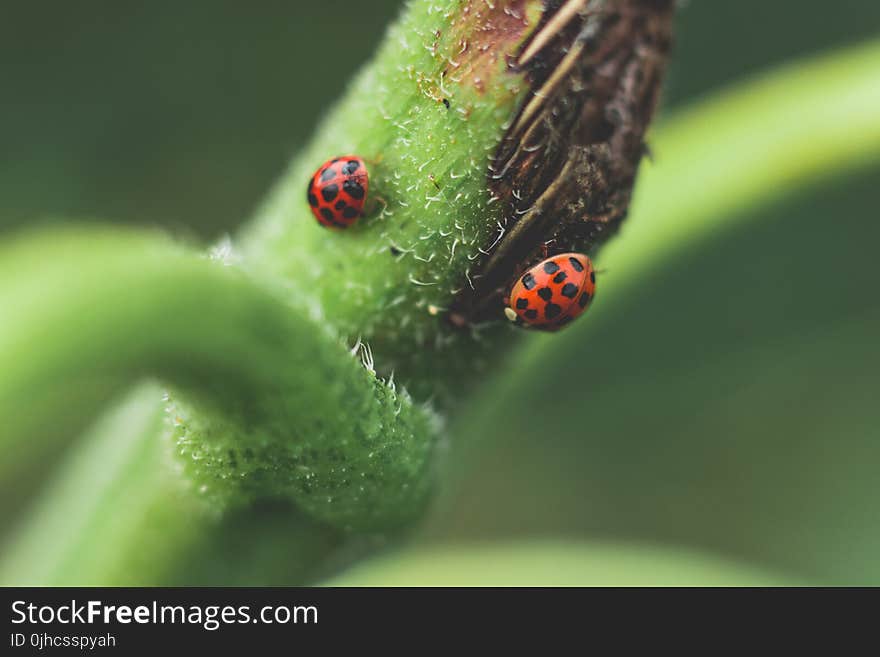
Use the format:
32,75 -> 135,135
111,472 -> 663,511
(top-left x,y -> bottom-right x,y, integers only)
2,0 -> 878,237
2,1 -> 879,584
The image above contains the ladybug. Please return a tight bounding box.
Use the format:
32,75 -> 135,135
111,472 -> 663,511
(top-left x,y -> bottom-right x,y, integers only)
505,252 -> 596,330
307,155 -> 369,229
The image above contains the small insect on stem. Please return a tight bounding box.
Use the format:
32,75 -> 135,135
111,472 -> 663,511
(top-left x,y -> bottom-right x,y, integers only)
306,156 -> 370,229
506,253 -> 596,331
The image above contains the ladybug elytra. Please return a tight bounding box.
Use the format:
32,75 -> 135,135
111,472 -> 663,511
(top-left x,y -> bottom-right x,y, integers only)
505,252 -> 596,331
307,155 -> 369,229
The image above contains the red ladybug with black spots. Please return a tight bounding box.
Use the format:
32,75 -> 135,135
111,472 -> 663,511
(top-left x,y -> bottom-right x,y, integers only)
307,155 -> 369,229
505,252 -> 596,331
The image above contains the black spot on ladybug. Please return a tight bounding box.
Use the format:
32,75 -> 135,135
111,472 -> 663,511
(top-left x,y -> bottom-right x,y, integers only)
569,257 -> 584,272
590,271 -> 596,283
343,160 -> 360,174
525,309 -> 538,320
537,287 -> 553,301
321,183 -> 339,202
308,192 -> 319,207
579,292 -> 590,308
342,206 -> 359,219
515,298 -> 529,310
543,261 -> 560,275
522,273 -> 536,290
561,283 -> 578,298
320,208 -> 336,224
442,98 -> 451,109
343,179 -> 365,200
320,167 -> 336,182
335,199 -> 347,210
553,271 -> 567,284
545,303 -> 562,320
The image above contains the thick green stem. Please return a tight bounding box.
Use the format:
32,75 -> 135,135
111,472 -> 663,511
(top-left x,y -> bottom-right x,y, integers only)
0,384 -> 345,585
3,5 -> 879,585
0,227 -> 437,531
240,0 -> 539,405
0,228 -> 291,457
238,0 -> 674,405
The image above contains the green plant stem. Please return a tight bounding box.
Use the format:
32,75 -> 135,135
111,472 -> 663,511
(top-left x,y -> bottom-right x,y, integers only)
0,228 -> 294,451
0,227 -> 437,531
0,384 -> 345,585
2,32 -> 880,584
239,0 -> 542,405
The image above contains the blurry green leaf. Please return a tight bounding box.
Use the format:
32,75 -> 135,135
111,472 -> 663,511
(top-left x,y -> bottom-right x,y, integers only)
605,37 -> 880,304
327,541 -> 799,586
0,383 -> 191,585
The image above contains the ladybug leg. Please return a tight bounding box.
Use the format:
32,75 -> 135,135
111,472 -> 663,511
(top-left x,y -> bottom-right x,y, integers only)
371,195 -> 390,218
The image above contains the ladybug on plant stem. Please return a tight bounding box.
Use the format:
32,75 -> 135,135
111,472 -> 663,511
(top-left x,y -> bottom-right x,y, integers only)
505,252 -> 596,331
307,155 -> 369,229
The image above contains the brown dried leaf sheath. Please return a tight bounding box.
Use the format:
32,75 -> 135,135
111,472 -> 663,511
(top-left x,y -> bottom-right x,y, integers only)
451,0 -> 674,323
